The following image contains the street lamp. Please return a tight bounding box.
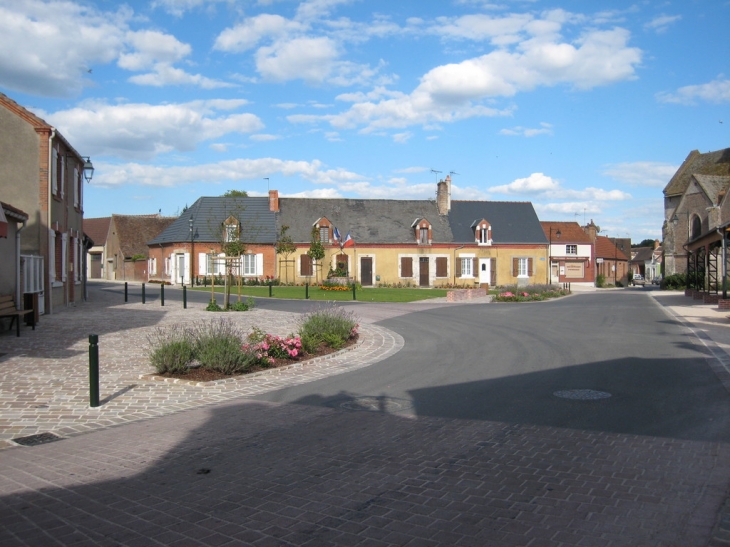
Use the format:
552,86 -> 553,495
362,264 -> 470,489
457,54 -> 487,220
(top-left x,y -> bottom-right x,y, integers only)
189,215 -> 194,287
64,155 -> 94,182
548,227 -> 561,284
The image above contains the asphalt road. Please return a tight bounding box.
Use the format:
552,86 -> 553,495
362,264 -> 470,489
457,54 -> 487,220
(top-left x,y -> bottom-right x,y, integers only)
253,290 -> 730,444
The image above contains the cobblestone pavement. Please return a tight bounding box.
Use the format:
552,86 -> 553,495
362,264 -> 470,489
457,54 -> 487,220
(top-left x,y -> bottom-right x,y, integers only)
0,287 -> 729,546
0,284 -> 403,449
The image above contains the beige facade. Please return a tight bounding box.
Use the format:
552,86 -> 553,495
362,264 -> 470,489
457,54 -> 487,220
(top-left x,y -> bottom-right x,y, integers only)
288,243 -> 548,288
0,93 -> 90,314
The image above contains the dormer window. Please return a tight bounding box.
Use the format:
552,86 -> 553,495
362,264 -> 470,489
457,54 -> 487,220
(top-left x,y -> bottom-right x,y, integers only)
472,219 -> 492,245
223,216 -> 239,242
412,218 -> 432,245
314,217 -> 333,244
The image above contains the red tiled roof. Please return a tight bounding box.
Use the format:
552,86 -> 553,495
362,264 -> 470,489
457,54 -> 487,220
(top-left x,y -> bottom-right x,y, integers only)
83,217 -> 111,246
540,221 -> 592,243
595,236 -> 628,260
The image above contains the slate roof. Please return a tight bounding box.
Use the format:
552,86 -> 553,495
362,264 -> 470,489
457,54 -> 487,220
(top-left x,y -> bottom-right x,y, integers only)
693,174 -> 730,204
278,198 -> 450,244
595,236 -> 628,260
148,197 -> 277,245
539,221 -> 592,243
663,148 -> 730,197
630,247 -> 654,263
83,217 -> 111,246
113,215 -> 177,257
450,201 -> 546,244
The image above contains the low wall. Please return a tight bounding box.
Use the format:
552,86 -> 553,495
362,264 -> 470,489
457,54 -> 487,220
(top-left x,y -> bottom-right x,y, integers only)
719,299 -> 730,310
446,288 -> 487,302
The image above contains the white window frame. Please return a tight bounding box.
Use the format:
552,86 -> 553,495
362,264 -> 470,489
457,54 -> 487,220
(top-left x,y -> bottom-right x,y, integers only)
566,244 -> 577,255
224,224 -> 237,242
517,257 -> 529,277
242,254 -> 257,276
419,227 -> 429,245
461,257 -> 473,277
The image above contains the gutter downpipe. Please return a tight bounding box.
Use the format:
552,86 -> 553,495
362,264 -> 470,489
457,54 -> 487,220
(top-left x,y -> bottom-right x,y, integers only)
16,217 -> 26,308
718,228 -> 727,299
47,128 -> 56,315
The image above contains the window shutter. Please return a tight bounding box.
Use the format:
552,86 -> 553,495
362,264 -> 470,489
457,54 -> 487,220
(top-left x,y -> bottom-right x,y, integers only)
436,257 -> 447,277
473,258 -> 478,276
512,258 -> 518,276
301,254 -> 313,276
401,257 -> 412,277
255,254 -> 264,276
528,258 -> 533,276
198,253 -> 208,275
51,149 -> 58,195
73,167 -> 79,208
61,233 -> 68,281
60,155 -> 65,199
455,258 -> 461,278
490,258 -> 496,285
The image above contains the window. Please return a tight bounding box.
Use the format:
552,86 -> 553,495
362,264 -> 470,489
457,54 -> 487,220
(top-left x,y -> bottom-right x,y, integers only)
436,257 -> 447,278
419,227 -> 429,244
225,224 -> 237,242
461,257 -> 473,277
691,215 -> 702,239
478,228 -> 489,244
301,254 -> 313,276
148,258 -> 157,276
242,254 -> 257,276
566,245 -> 577,255
319,226 -> 329,243
401,257 -> 413,277
513,257 -> 533,277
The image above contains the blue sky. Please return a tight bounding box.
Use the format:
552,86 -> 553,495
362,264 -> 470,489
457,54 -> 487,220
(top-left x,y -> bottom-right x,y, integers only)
1,0 -> 728,241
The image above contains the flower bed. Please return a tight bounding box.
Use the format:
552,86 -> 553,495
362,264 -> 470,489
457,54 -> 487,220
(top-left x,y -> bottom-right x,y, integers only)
494,284 -> 570,302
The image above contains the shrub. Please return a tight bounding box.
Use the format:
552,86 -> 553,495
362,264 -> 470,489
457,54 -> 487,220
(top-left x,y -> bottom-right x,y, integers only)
494,284 -> 569,302
146,325 -> 195,375
206,299 -> 223,312
596,274 -> 606,288
193,318 -> 252,374
229,297 -> 255,312
661,273 -> 686,290
298,303 -> 358,351
243,327 -> 303,367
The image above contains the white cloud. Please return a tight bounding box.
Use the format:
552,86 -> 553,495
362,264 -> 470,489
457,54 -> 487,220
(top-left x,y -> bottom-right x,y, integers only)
324,131 -> 343,141
545,187 -> 631,201
92,157 -> 364,188
392,132 -> 412,143
209,143 -> 229,152
500,122 -> 553,137
656,78 -> 730,105
283,188 -> 344,198
151,0 -> 231,17
43,100 -> 263,160
489,173 -> 559,194
256,37 -> 339,82
250,133 -> 281,141
128,64 -> 234,88
534,202 -> 602,215
394,166 -> 428,173
603,161 -> 678,187
213,14 -> 304,52
0,0 -> 127,97
118,30 -> 191,71
644,14 -> 681,34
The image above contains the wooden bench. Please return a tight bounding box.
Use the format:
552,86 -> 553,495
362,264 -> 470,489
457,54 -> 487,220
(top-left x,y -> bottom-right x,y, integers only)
0,294 -> 35,337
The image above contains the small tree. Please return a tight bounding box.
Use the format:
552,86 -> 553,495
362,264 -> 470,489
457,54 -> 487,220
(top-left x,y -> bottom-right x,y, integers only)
307,226 -> 325,283
275,225 -> 297,283
223,190 -> 248,198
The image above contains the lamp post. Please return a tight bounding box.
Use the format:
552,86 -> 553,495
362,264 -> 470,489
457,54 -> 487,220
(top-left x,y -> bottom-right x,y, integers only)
189,215 -> 194,287
548,227 -> 561,284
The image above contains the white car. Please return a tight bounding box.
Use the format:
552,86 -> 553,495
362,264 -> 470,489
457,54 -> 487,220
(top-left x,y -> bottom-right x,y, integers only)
632,274 -> 646,286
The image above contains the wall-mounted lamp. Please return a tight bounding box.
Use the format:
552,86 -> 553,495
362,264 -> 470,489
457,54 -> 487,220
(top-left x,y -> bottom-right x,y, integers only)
66,154 -> 95,183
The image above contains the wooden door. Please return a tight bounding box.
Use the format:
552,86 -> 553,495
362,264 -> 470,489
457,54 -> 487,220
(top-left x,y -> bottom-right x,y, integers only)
361,257 -> 373,286
419,257 -> 429,287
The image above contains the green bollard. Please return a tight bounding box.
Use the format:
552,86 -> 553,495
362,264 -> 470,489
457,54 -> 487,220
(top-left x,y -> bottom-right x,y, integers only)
142,283 -> 146,304
124,282 -> 128,303
305,283 -> 309,299
268,282 -> 273,297
160,283 -> 165,306
89,334 -> 99,408
183,286 -> 187,309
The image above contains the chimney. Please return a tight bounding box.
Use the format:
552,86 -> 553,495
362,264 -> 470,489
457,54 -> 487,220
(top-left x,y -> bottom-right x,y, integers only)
436,175 -> 451,215
269,190 -> 279,212
583,219 -> 598,242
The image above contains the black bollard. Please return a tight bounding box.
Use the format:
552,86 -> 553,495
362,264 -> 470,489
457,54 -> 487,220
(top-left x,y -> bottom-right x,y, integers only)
305,283 -> 309,299
124,282 -> 128,303
160,283 -> 165,306
142,283 -> 146,304
183,285 -> 187,309
89,334 -> 99,408
352,283 -> 356,300
269,282 -> 272,297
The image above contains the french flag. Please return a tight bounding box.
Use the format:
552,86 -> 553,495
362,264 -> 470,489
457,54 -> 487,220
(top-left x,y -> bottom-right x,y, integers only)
343,231 -> 354,247
333,226 -> 341,242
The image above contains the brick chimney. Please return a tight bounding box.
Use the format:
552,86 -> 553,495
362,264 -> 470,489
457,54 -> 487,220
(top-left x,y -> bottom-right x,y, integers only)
436,175 -> 451,215
269,190 -> 279,212
583,219 -> 599,241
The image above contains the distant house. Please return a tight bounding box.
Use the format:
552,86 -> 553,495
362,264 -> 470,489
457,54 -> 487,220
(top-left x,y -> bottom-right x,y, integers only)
594,236 -> 629,286
540,221 -> 595,287
0,92 -> 94,314
83,217 -> 111,279
105,215 -> 177,282
0,202 -> 30,303
630,241 -> 662,281
148,178 -> 549,288
662,148 -> 730,278
147,197 -> 277,285
275,176 -> 547,287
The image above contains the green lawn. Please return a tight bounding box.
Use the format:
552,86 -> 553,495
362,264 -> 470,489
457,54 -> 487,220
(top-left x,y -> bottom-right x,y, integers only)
192,285 -> 450,302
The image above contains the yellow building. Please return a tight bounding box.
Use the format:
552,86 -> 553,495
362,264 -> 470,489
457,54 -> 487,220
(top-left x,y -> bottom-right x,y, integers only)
273,177 -> 549,288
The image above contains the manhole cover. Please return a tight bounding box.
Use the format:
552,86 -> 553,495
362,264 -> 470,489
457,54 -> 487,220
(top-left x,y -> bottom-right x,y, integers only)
553,389 -> 611,401
12,432 -> 62,446
337,396 -> 412,413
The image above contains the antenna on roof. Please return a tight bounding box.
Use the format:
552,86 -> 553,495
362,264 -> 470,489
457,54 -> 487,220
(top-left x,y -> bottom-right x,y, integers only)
430,168 -> 442,182
449,171 -> 459,177
264,177 -> 269,191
